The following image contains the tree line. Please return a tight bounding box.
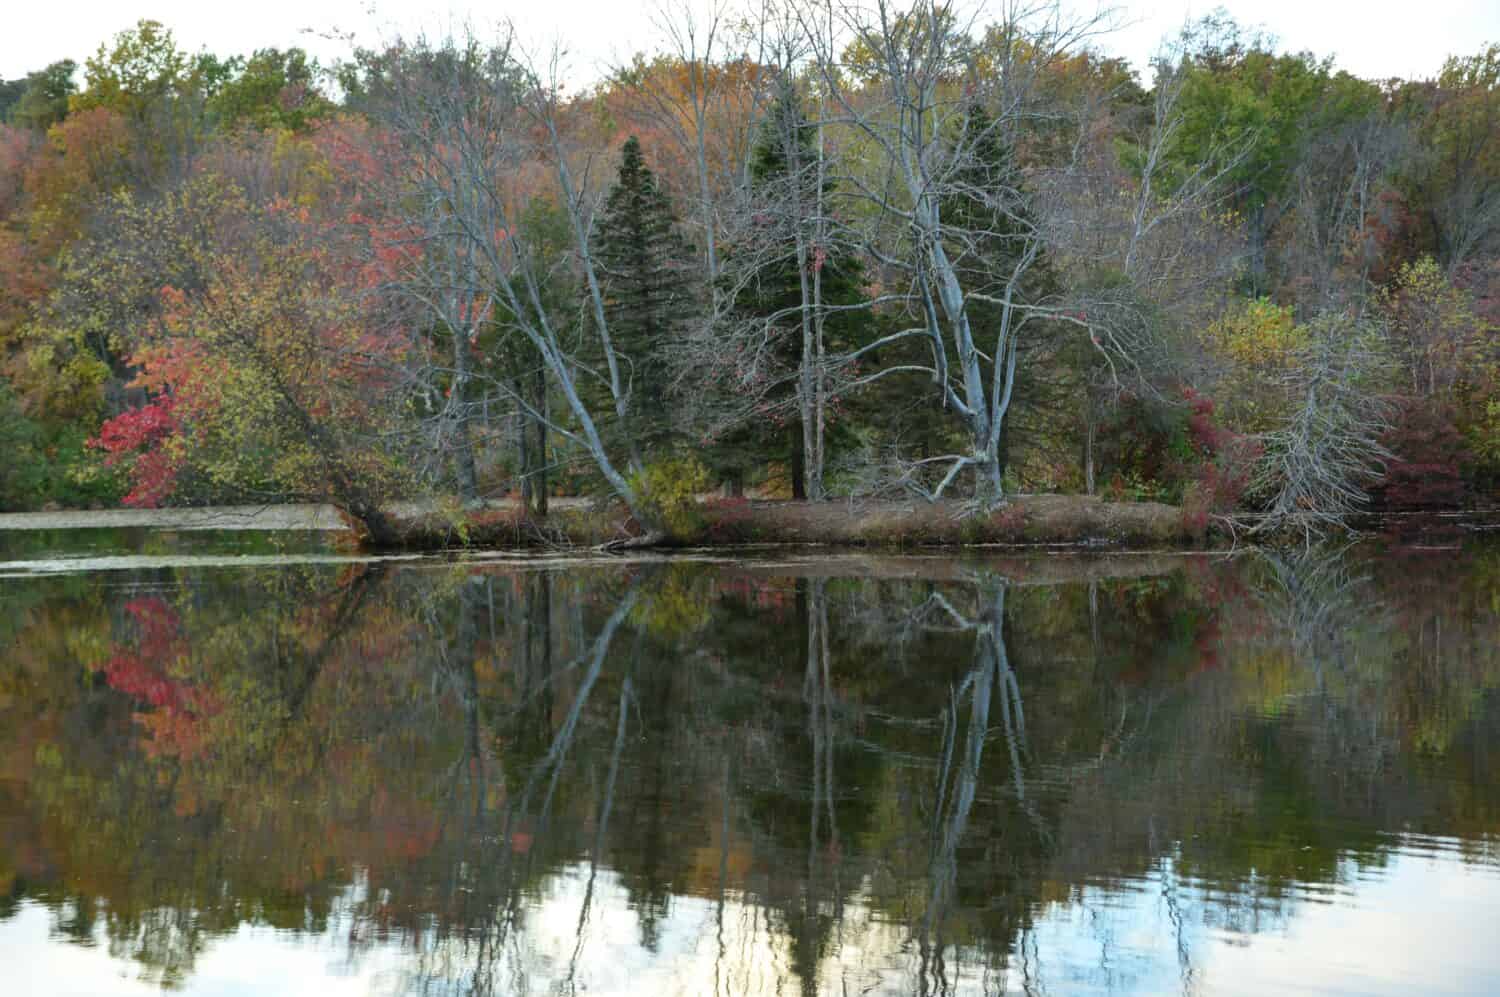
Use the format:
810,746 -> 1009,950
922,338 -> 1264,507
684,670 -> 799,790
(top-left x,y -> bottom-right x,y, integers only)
0,3 -> 1496,540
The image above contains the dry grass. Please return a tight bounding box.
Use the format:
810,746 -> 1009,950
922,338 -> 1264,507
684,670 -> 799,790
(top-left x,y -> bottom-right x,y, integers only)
379,493 -> 1208,551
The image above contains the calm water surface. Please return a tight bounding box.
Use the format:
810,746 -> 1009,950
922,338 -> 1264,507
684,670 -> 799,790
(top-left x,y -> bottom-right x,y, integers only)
2,523 -> 1499,995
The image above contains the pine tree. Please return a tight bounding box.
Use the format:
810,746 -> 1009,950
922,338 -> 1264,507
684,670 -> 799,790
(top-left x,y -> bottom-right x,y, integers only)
721,83 -> 866,497
593,136 -> 697,452
854,101 -> 1063,492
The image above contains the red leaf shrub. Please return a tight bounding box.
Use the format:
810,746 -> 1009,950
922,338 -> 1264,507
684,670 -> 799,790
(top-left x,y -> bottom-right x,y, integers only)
1372,397 -> 1471,510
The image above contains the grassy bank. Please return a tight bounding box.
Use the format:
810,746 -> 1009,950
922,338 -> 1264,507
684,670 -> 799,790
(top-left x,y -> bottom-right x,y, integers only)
376,494 -> 1210,551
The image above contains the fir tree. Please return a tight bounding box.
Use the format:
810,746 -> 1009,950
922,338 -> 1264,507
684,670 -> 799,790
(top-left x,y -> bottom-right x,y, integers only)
593,135 -> 696,452
720,82 -> 867,497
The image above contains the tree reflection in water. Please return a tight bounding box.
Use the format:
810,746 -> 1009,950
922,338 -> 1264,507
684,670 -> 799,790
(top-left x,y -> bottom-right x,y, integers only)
1,537 -> 1499,995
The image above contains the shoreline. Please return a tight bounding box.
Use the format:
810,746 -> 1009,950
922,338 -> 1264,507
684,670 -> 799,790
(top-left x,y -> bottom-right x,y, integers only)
392,494 -> 1205,551
2,496 -> 1495,551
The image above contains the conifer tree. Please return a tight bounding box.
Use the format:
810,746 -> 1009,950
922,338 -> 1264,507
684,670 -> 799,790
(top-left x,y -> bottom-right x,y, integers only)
723,82 -> 866,498
855,101 -> 1063,491
593,135 -> 696,452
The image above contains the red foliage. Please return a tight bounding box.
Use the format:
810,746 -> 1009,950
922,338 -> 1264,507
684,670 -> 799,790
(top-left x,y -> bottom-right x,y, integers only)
1358,188 -> 1426,285
0,124 -> 39,219
1184,388 -> 1225,452
716,574 -> 794,619
1372,397 -> 1471,510
701,494 -> 754,542
22,108 -> 132,254
1454,258 -> 1500,329
0,229 -> 52,347
1179,388 -> 1261,534
91,395 -> 182,506
101,598 -> 219,758
93,395 -> 177,452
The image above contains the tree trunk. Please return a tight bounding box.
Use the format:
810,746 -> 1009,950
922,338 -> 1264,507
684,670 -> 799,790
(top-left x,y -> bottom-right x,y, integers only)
790,422 -> 806,500
347,498 -> 401,548
454,429 -> 479,506
532,366 -> 548,517
1248,201 -> 1268,296
517,379 -> 533,511
518,572 -> 553,754
977,457 -> 1004,505
1088,579 -> 1101,667
806,94 -> 830,503
451,326 -> 480,506
1084,405 -> 1096,497
996,426 -> 1010,489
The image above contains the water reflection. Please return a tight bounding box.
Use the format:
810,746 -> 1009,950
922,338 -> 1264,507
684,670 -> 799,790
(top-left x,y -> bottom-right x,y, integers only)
2,536 -> 1499,995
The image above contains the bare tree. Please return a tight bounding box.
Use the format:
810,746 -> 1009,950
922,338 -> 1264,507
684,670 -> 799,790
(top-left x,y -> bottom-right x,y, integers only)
1246,315 -> 1394,539
1422,45 -> 1500,270
366,31 -> 668,535
608,0 -> 776,286
1049,29 -> 1252,493
795,0 -> 1121,505
1284,111 -> 1410,308
670,3 -> 879,500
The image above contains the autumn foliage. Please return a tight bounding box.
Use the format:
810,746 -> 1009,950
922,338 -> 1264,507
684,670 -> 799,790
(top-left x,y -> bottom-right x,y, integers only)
0,16 -> 1495,530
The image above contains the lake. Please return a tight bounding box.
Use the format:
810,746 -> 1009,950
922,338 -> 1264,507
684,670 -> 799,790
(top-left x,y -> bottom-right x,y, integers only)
2,520 -> 1499,995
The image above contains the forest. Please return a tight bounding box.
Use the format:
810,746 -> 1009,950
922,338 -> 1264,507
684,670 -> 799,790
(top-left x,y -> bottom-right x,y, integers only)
0,3 -> 1496,544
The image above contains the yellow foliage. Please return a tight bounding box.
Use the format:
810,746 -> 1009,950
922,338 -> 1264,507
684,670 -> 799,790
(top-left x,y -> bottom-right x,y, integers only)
630,565 -> 712,638
1200,297 -> 1310,433
1202,297 -> 1306,368
630,455 -> 711,537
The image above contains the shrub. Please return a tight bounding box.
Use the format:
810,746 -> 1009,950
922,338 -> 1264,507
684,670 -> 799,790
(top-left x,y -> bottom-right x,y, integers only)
1372,398 -> 1472,509
630,455 -> 712,538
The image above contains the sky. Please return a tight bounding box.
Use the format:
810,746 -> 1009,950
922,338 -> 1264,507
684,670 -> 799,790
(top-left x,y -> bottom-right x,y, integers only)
2,1 -> 1497,86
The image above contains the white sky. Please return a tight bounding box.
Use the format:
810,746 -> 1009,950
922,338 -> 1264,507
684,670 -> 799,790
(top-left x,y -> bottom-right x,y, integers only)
2,1 -> 1497,85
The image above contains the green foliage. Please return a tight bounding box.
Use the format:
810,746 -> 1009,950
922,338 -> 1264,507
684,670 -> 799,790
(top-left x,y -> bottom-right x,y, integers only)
630,565 -> 713,637
0,385 -> 123,510
1161,16 -> 1382,294
0,384 -> 45,508
5,61 -> 78,131
208,49 -> 332,132
0,77 -> 22,123
1200,297 -> 1309,432
1168,36 -> 1359,213
628,455 -> 711,537
1411,45 -> 1500,265
66,19 -> 228,183
714,82 -> 870,494
593,135 -> 697,450
0,14 -> 1495,521
72,20 -> 192,119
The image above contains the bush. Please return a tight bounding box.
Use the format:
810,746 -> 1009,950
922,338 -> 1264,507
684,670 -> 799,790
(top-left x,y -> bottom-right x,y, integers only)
0,386 -> 123,510
630,455 -> 712,538
1373,398 -> 1472,509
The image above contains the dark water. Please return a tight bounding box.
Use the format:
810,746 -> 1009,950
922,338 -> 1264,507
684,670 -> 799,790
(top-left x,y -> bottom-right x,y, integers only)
3,525 -> 1500,996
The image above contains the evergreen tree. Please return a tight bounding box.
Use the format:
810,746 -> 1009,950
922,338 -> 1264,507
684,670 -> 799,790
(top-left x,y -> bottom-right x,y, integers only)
593,135 -> 696,453
0,77 -> 26,124
853,101 -> 1065,492
719,82 -> 867,497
